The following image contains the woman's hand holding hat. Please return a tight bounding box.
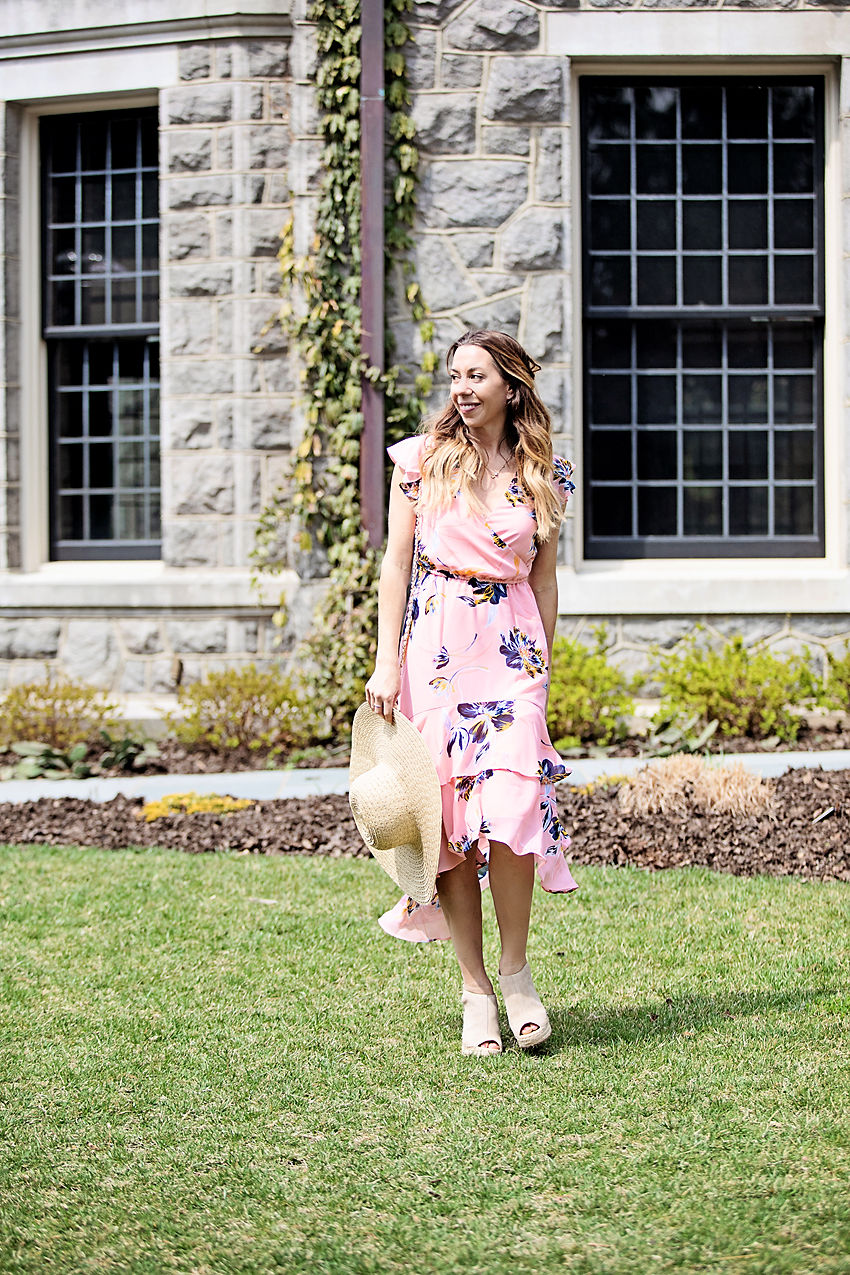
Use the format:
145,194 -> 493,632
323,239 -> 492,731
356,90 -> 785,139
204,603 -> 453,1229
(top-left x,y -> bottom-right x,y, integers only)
364,659 -> 400,722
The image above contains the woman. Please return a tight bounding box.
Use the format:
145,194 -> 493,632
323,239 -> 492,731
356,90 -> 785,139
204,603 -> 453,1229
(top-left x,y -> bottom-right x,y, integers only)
364,330 -> 577,1056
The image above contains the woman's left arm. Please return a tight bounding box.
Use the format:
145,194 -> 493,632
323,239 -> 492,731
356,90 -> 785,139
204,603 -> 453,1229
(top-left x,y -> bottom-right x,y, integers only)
528,530 -> 559,658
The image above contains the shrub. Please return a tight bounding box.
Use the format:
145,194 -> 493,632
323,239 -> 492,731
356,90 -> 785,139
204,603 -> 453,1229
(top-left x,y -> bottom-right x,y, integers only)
547,628 -> 640,751
168,664 -> 315,757
618,755 -> 774,817
0,675 -> 119,751
654,631 -> 820,744
822,645 -> 850,711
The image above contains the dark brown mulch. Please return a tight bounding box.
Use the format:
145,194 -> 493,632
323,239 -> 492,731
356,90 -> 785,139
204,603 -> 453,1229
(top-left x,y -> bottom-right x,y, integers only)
1,767 -> 849,883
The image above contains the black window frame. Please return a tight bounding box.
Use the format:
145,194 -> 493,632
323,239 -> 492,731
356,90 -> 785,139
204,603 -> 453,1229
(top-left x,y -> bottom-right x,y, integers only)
580,75 -> 825,560
41,106 -> 161,561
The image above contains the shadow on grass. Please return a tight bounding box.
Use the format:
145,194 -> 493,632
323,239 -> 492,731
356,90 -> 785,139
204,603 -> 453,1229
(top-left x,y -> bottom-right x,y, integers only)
547,986 -> 840,1049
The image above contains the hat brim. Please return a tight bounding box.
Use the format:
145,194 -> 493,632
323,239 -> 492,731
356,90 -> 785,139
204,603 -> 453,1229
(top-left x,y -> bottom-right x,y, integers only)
349,704 -> 442,904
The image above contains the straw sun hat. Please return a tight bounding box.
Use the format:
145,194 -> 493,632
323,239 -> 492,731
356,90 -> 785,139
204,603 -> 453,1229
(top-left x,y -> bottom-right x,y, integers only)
349,703 -> 442,904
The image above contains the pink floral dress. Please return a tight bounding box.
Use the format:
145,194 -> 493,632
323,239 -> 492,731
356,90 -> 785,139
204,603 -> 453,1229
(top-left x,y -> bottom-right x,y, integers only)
378,434 -> 578,943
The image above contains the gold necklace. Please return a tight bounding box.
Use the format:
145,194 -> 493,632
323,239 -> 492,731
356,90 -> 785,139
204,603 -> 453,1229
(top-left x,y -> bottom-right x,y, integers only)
485,448 -> 511,480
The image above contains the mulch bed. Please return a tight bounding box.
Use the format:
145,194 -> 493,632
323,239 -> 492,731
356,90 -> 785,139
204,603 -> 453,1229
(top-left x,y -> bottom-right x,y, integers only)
1,767 -> 848,883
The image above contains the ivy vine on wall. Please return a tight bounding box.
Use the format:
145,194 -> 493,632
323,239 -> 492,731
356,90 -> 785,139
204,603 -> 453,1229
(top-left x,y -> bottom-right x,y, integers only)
252,0 -> 435,736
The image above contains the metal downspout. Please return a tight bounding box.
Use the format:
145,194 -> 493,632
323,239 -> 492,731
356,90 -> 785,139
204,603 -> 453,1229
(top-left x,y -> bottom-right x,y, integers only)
359,0 -> 385,548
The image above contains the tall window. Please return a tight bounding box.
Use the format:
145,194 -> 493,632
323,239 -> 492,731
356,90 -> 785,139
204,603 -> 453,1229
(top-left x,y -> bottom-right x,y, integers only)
42,107 -> 160,559
581,79 -> 824,558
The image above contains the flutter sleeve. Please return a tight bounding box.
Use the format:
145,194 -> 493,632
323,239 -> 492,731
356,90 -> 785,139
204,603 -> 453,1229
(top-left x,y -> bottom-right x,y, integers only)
552,454 -> 576,506
387,434 -> 428,504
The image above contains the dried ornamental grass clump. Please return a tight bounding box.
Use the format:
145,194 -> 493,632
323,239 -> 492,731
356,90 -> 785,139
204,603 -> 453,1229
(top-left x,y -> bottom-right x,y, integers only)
618,755 -> 775,817
139,792 -> 255,823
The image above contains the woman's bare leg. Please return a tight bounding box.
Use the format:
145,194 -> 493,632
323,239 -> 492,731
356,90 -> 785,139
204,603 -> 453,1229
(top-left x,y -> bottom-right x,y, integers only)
436,851 -> 500,1052
436,852 -> 491,993
488,840 -> 540,1036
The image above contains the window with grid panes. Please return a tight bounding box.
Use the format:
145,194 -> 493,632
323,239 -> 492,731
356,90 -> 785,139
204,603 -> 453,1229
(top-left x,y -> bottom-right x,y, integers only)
42,107 -> 160,559
581,79 -> 824,558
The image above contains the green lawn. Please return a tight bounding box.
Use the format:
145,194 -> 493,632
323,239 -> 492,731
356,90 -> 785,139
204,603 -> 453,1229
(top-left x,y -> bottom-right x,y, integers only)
0,844 -> 848,1275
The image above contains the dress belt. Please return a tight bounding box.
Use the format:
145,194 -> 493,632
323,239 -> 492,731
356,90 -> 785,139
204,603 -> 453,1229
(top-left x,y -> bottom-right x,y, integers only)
416,552 -> 525,587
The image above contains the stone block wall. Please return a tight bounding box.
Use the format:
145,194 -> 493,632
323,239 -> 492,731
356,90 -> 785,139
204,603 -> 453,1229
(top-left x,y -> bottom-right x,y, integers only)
0,104 -> 21,572
399,2 -> 576,564
160,36 -> 297,571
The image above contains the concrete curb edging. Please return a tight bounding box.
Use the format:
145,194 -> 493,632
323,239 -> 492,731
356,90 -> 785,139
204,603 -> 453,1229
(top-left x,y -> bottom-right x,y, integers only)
2,750 -> 850,805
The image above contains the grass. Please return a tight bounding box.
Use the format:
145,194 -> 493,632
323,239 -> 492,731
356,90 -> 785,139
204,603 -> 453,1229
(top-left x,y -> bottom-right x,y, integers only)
0,845 -> 849,1275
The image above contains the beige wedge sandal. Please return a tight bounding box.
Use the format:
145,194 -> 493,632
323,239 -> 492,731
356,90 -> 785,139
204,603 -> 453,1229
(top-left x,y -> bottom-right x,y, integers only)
461,988 -> 502,1056
498,963 -> 552,1049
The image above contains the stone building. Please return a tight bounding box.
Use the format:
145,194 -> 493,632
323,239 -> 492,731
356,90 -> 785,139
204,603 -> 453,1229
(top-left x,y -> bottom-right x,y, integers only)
1,0 -> 850,693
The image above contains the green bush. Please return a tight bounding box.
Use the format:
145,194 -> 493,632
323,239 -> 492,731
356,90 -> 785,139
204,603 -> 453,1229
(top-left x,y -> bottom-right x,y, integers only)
822,645 -> 850,711
168,664 -> 315,757
547,629 -> 639,751
0,675 -> 119,751
654,631 -> 820,744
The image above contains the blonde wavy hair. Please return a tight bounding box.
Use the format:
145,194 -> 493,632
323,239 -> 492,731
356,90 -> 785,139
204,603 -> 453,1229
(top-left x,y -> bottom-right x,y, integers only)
417,330 -> 564,541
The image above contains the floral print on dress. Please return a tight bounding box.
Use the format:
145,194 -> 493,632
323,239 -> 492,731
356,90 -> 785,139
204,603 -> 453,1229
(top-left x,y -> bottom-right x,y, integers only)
553,455 -> 576,500
540,789 -> 566,855
537,757 -> 570,785
460,579 -> 509,608
499,627 -> 546,679
455,770 -> 494,801
447,700 -> 515,762
399,477 -> 421,504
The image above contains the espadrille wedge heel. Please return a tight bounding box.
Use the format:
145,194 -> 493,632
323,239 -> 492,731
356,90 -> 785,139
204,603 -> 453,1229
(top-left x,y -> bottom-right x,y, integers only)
498,963 -> 551,1049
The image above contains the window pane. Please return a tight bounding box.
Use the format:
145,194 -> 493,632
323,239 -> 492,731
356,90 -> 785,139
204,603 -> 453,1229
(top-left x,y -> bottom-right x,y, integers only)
51,178 -> 76,224
683,256 -> 721,306
774,200 -> 813,250
110,119 -> 138,170
81,177 -> 106,222
118,389 -> 145,436
52,228 -> 78,274
638,430 -> 677,479
591,257 -> 631,306
56,345 -> 84,386
590,373 -> 631,423
88,391 -> 112,436
636,145 -> 676,195
81,228 -> 106,274
592,430 -> 633,480
636,322 -> 676,369
681,84 -> 721,139
60,495 -> 84,539
774,375 -> 813,425
774,486 -> 814,536
683,430 -> 722,480
590,146 -> 630,194
637,200 -> 675,251
587,89 -> 632,142
80,121 -> 108,171
728,144 -> 768,194
684,486 -> 722,536
681,145 -> 721,195
729,431 -> 768,480
117,494 -> 147,540
111,278 -> 138,325
637,256 -> 675,305
592,201 -> 630,251
775,430 -> 814,480
729,486 -> 768,535
774,329 -> 812,369
683,375 -> 721,424
773,86 -> 814,140
112,225 -> 137,272
88,443 -> 114,488
728,201 -> 767,250
727,328 -> 767,369
728,375 -> 768,423
118,340 -> 146,381
774,255 -> 813,305
774,143 -> 814,194
635,86 -> 677,140
682,328 -> 722,368
89,494 -> 114,539
592,487 -> 632,536
588,321 -> 631,369
728,256 -> 768,306
638,486 -> 677,535
637,374 -> 676,424
118,441 -> 146,487
59,443 -> 83,488
683,201 -> 721,251
726,85 -> 768,139
80,281 -> 106,325
56,392 -> 83,438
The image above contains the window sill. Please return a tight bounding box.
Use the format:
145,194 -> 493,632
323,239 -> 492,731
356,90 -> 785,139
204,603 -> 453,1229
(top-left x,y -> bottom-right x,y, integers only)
559,561 -> 850,615
0,562 -> 293,610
